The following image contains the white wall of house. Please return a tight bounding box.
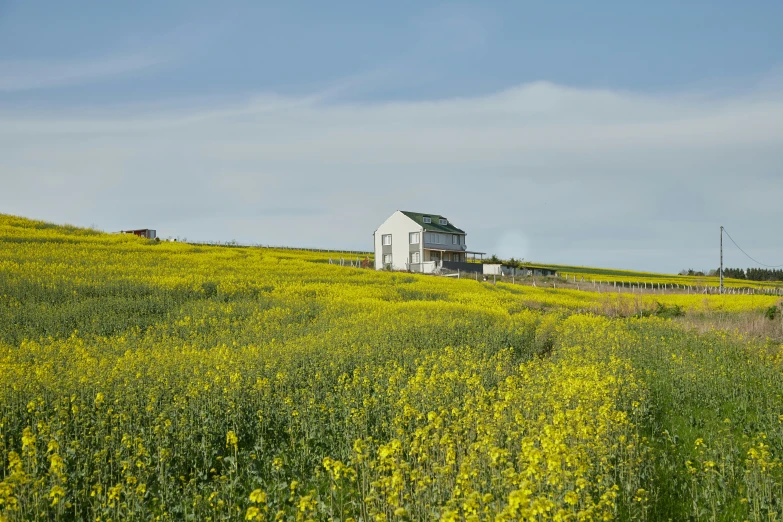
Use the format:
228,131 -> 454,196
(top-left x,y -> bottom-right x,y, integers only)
374,211 -> 421,270
373,231 -> 382,269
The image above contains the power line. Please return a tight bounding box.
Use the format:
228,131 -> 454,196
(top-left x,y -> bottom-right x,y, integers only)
722,227 -> 783,268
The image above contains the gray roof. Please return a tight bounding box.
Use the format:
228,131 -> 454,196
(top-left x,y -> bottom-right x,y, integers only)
400,211 -> 466,234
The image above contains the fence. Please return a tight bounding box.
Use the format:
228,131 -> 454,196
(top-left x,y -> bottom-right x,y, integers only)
442,260 -> 483,274
409,262 -> 439,274
184,240 -> 371,255
547,273 -> 783,295
328,257 -> 371,268
433,269 -> 783,296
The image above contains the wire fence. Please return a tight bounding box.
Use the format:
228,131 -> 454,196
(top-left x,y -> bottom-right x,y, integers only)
183,239 -> 371,255
436,268 -> 783,296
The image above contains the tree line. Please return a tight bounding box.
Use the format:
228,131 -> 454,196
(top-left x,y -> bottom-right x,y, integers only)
716,267 -> 783,282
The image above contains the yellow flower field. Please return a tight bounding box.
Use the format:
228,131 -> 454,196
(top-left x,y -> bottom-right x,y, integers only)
1,215 -> 782,521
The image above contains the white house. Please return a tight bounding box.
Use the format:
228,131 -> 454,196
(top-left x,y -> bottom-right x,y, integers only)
373,211 -> 484,273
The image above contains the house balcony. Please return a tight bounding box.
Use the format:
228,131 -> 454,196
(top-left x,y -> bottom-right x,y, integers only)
422,242 -> 466,252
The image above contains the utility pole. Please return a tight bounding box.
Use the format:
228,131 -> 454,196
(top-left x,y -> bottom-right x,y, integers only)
720,225 -> 724,295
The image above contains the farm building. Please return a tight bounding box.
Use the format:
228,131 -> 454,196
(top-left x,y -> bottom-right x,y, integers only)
501,265 -> 558,277
524,266 -> 558,277
122,229 -> 157,239
373,211 -> 485,273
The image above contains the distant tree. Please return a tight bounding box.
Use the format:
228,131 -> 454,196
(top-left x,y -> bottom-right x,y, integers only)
720,267 -> 746,280
745,268 -> 783,282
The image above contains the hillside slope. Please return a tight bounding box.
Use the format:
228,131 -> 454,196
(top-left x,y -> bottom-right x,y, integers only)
0,215 -> 782,521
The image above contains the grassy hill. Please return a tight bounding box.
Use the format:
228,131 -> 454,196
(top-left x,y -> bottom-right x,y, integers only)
1,214 -> 782,521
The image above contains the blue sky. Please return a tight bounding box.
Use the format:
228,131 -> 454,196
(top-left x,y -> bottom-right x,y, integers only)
2,1 -> 783,272
3,2 -> 783,100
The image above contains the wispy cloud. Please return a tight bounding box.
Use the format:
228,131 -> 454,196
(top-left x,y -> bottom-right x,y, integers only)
0,52 -> 170,92
1,80 -> 782,271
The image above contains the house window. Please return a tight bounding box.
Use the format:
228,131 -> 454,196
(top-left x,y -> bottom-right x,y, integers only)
439,218 -> 447,225
382,234 -> 392,246
452,234 -> 458,244
423,216 -> 431,224
427,232 -> 446,244
412,252 -> 420,263
409,232 -> 419,244
383,254 -> 392,265
452,253 -> 459,262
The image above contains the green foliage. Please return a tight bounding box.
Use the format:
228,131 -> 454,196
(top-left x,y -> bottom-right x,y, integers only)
654,302 -> 686,319
633,302 -> 685,319
201,280 -> 219,298
621,320 -> 783,521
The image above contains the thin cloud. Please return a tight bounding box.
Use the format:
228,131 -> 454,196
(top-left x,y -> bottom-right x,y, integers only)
1,80 -> 781,271
0,52 -> 171,92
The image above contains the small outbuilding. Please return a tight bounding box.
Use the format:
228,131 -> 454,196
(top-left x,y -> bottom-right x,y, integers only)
122,229 -> 157,239
500,265 -> 559,277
